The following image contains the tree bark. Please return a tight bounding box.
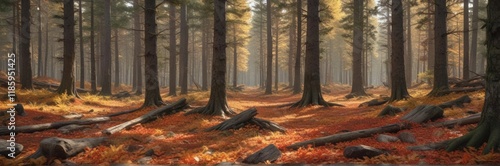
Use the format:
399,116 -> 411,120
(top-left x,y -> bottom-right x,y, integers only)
133,0 -> 142,95
469,0 -> 478,76
90,0 -> 97,93
114,29 -> 119,88
274,16 -> 279,91
233,25 -> 238,88
428,0 -> 449,96
463,0 -> 470,80
202,17 -> 208,91
37,0 -> 42,78
265,0 -> 273,95
288,14 -> 295,87
348,0 -> 367,97
389,0 -> 410,102
186,0 -> 234,117
293,0 -> 302,94
143,0 -> 163,107
100,0 -> 112,96
446,0 -> 500,154
405,0 -> 412,86
427,0 -> 435,74
20,0 -> 32,89
168,3 -> 177,96
180,3 -> 189,95
79,0 -> 85,89
57,0 -> 78,96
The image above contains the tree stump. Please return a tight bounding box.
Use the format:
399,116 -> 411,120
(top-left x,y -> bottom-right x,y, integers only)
28,137 -> 107,163
378,105 -> 403,117
206,108 -> 286,133
400,105 -> 444,123
242,144 -> 281,164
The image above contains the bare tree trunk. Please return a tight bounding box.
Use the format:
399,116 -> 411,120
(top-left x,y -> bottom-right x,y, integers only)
293,0 -> 302,94
428,0 -> 449,96
463,0 -> 470,80
187,0 -> 235,117
79,0 -> 85,89
233,25 -> 238,88
201,17 -> 208,91
114,29 -> 119,87
100,0 -> 112,95
427,0 -> 435,74
90,0 -> 97,93
20,0 -> 32,89
143,0 -> 163,107
168,3 -> 176,96
291,0 -> 342,108
469,0 -> 478,76
348,0 -> 367,97
44,18 -> 48,77
274,18 -> 279,91
389,0 -> 410,102
57,0 -> 78,96
180,3 -> 189,95
405,0 -> 412,86
386,5 -> 391,87
38,0 -> 42,78
288,13 -> 295,87
133,0 -> 142,95
265,0 -> 273,94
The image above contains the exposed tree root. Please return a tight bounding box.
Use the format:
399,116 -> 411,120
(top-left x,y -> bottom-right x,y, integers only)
185,101 -> 236,117
446,121 -> 500,154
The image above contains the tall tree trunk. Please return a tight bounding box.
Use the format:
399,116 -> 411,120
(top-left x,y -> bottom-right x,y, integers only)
291,0 -> 340,108
293,0 -> 302,94
168,3 -> 176,96
463,0 -> 470,80
469,0 -> 478,77
44,18 -> 48,77
180,3 -> 189,95
428,0 -> 449,96
201,17 -> 208,91
78,0 -> 85,89
288,12 -> 295,87
133,0 -> 142,95
405,0 -> 412,86
233,25 -> 238,88
386,4 -> 391,87
90,0 -> 97,93
265,0 -> 273,94
348,0 -> 367,97
37,0 -> 42,77
57,0 -> 78,96
427,0 -> 435,73
446,0 -> 500,154
143,0 -> 163,107
188,0 -> 235,117
100,0 -> 112,95
114,29 -> 119,87
259,2 -> 264,88
389,0 -> 410,102
274,18 -> 279,91
20,0 -> 32,89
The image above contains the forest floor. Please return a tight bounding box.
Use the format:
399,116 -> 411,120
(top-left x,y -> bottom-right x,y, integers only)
1,76 -> 500,165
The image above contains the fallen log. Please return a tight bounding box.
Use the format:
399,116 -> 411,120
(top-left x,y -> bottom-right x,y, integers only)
28,137 -> 106,163
407,140 -> 452,151
242,144 -> 281,164
287,123 -> 410,150
453,76 -> 484,88
437,95 -> 472,109
425,113 -> 481,128
400,105 -> 443,123
378,105 -> 403,117
0,117 -> 110,135
32,81 -> 91,93
359,98 -> 389,108
205,108 -> 286,133
102,98 -> 187,135
112,91 -> 131,99
437,87 -> 484,96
